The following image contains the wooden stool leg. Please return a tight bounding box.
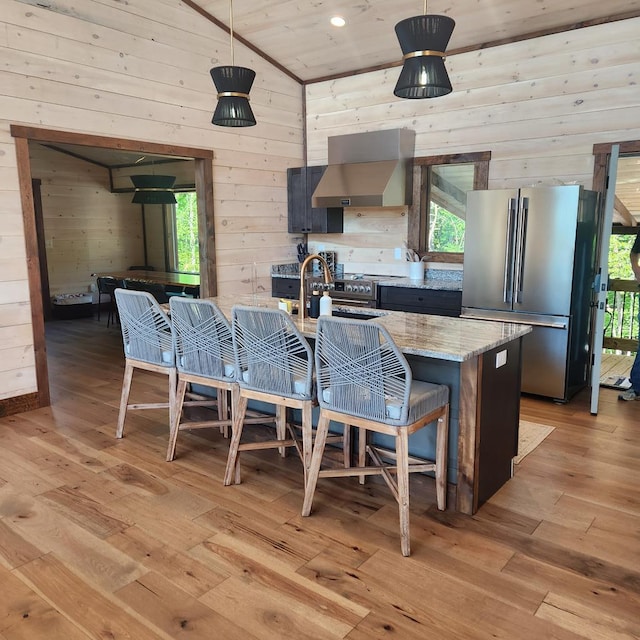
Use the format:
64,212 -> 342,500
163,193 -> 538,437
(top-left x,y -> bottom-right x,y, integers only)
168,368 -> 177,444
276,405 -> 287,457
227,385 -> 240,442
342,424 -> 351,468
218,388 -> 229,435
230,385 -> 241,483
435,405 -> 449,510
166,378 -> 188,462
358,426 -> 367,485
396,429 -> 411,557
224,395 -> 248,485
116,361 -> 134,439
301,402 -> 313,486
302,413 -> 330,517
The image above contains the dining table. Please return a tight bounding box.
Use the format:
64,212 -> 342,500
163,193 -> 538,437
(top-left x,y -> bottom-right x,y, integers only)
92,270 -> 200,289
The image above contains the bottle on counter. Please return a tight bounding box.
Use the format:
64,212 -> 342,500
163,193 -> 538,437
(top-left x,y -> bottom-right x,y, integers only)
320,291 -> 333,316
309,290 -> 320,318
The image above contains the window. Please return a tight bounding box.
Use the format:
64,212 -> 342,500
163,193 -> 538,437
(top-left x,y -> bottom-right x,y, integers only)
427,163 -> 473,253
169,191 -> 199,273
409,152 -> 490,262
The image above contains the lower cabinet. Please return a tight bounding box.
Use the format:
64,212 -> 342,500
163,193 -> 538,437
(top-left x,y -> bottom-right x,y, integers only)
378,286 -> 462,316
272,277 -> 299,300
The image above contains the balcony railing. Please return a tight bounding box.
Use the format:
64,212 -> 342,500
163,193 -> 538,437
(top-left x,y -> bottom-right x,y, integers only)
605,279 -> 639,353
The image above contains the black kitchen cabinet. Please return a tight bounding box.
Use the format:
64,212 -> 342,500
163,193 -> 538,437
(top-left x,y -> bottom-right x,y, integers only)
271,277 -> 299,300
378,286 -> 462,316
288,166 -> 343,234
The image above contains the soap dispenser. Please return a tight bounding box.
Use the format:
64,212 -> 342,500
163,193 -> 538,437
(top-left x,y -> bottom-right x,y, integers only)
309,290 -> 320,318
320,291 -> 333,316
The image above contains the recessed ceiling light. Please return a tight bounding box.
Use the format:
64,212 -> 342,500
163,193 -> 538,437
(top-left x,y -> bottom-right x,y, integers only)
330,15 -> 346,27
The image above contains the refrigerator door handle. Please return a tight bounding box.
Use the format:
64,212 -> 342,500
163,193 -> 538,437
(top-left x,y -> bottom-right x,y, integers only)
514,197 -> 529,304
503,198 -> 517,303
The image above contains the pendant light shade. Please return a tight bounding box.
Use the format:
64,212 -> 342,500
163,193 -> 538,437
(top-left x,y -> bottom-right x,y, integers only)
394,14 -> 455,99
130,174 -> 177,205
210,0 -> 257,127
210,65 -> 256,127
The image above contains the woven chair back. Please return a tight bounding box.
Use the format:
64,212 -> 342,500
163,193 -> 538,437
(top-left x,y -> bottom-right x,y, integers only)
315,316 -> 412,424
114,289 -> 174,367
232,305 -> 313,400
170,297 -> 235,381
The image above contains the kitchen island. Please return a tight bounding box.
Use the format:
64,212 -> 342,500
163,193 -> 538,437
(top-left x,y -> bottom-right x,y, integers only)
212,294 -> 531,515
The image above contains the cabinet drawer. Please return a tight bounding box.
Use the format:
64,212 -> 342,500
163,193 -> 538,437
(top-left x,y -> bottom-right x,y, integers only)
378,286 -> 462,316
271,277 -> 299,299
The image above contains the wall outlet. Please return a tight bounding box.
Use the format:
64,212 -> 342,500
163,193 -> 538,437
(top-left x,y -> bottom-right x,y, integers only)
394,247 -> 403,260
496,350 -> 507,368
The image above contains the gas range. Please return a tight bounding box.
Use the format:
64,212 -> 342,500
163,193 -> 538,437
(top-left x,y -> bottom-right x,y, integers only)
307,275 -> 379,307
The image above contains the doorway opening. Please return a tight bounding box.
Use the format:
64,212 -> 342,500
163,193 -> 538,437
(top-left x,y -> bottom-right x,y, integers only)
11,125 -> 215,410
592,141 -> 640,392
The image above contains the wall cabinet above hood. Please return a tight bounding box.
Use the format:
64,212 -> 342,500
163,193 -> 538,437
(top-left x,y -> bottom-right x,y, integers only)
312,129 -> 415,208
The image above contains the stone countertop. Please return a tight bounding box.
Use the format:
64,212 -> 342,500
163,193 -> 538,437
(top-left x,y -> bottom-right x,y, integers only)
271,272 -> 463,292
211,294 -> 531,363
376,277 -> 462,291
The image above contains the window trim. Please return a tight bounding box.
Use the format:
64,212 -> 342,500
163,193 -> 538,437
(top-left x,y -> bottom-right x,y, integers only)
408,151 -> 491,263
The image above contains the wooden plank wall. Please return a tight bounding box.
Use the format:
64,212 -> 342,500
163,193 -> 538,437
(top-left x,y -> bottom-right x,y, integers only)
305,17 -> 640,270
0,0 -> 303,404
30,144 -> 145,297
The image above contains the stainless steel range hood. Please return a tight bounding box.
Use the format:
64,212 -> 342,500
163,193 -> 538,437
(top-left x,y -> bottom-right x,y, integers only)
312,129 -> 415,208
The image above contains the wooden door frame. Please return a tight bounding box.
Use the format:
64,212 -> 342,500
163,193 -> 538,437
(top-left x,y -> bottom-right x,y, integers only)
10,125 -> 216,411
592,140 -> 640,193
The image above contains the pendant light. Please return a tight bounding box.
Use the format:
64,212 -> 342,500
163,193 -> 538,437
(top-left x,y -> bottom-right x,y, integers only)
130,174 -> 177,204
394,0 -> 455,99
130,158 -> 176,205
210,0 -> 256,127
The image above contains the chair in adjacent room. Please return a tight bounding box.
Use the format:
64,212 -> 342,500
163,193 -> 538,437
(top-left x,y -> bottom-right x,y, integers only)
224,306 -> 321,487
114,289 -> 178,453
302,316 -> 450,557
168,297 -> 272,461
96,276 -> 122,326
123,279 -> 169,304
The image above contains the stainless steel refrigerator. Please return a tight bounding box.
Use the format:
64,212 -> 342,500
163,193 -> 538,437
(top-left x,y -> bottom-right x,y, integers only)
461,185 -> 599,402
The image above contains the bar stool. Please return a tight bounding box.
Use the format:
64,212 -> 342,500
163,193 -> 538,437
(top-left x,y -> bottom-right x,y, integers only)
224,305 -> 318,486
168,297 -> 273,462
114,289 -> 177,450
302,316 -> 449,556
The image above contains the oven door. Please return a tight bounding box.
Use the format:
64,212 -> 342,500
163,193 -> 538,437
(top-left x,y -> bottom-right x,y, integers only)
330,296 -> 378,309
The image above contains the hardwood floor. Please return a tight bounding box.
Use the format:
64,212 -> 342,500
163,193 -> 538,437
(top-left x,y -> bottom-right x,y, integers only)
1,317 -> 639,639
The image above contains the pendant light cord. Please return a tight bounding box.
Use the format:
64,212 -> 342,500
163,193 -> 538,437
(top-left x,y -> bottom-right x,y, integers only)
229,0 -> 235,66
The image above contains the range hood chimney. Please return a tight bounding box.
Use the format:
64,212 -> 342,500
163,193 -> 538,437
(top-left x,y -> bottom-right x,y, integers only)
312,129 -> 415,208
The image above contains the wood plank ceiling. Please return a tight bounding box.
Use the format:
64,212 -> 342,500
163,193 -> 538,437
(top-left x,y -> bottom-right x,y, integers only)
181,0 -> 640,83
183,0 -> 640,220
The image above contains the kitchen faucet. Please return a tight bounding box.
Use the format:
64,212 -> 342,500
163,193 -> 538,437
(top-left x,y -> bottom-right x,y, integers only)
299,254 -> 333,318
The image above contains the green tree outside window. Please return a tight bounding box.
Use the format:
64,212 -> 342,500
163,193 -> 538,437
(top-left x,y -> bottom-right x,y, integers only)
174,192 -> 199,273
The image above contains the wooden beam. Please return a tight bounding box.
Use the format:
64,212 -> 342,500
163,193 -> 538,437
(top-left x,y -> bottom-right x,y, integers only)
9,125 -> 213,159
180,0 -> 302,85
305,10 -> 640,85
614,195 -> 636,227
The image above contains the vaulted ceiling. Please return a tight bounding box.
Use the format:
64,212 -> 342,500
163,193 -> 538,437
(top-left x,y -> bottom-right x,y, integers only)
181,0 -> 640,84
